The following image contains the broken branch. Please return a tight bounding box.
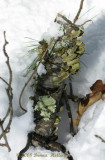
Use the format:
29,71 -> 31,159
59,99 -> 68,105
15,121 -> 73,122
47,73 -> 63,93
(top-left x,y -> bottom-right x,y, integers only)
95,135 -> 105,143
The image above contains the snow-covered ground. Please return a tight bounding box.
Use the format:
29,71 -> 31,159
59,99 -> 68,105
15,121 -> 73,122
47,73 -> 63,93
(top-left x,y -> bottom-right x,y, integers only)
0,0 -> 105,160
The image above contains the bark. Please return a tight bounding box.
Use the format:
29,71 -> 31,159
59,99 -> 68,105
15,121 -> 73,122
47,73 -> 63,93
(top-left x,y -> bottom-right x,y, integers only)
18,14 -> 85,160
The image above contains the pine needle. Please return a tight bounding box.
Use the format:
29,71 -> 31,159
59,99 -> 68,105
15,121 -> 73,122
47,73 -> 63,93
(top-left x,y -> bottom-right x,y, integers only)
24,57 -> 39,77
79,6 -> 95,19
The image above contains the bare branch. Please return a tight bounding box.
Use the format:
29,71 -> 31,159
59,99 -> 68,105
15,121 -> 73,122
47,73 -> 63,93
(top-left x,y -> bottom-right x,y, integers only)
3,31 -> 12,89
55,13 -> 72,24
0,77 -> 9,86
80,20 -> 93,26
95,135 -> 105,143
73,0 -> 84,23
3,105 -> 10,122
3,31 -> 13,133
0,120 -> 11,152
0,143 -> 6,146
63,91 -> 74,135
0,31 -> 13,152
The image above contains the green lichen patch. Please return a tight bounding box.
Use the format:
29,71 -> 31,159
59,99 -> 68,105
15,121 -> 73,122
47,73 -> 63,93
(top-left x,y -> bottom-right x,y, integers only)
67,58 -> 80,66
40,96 -> 56,106
54,116 -> 61,125
71,29 -> 81,38
70,63 -> 80,74
53,71 -> 70,85
62,53 -> 77,62
25,21 -> 85,89
34,96 -> 56,121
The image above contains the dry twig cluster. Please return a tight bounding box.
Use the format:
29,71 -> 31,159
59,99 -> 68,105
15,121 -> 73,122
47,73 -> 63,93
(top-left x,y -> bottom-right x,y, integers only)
0,31 -> 13,152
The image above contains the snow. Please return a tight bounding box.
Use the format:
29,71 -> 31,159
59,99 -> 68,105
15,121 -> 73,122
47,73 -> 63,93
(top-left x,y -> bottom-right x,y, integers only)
66,100 -> 105,160
37,63 -> 47,76
0,0 -> 105,160
42,22 -> 64,41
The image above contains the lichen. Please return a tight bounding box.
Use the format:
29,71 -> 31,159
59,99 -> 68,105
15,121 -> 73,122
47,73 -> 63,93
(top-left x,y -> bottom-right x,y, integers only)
26,20 -> 85,88
34,96 -> 56,121
54,116 -> 61,125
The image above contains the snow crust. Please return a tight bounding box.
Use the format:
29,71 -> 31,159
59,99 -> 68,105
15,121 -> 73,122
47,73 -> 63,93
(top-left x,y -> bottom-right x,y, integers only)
0,0 -> 105,160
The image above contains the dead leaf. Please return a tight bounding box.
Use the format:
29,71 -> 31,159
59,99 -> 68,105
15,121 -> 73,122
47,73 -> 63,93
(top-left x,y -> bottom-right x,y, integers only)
73,79 -> 105,126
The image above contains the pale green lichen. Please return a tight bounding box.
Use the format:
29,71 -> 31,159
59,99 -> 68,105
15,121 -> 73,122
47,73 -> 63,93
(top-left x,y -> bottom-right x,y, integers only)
34,96 -> 56,121
71,63 -> 80,74
67,58 -> 80,66
25,22 -> 85,88
40,96 -> 56,106
54,116 -> 61,125
53,71 -> 70,85
62,53 -> 77,62
71,29 -> 81,38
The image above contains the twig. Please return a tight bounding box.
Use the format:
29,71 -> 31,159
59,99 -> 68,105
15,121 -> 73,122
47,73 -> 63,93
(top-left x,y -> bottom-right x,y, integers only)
79,6 -> 95,19
0,143 -> 6,146
3,106 -> 10,122
68,83 -> 80,102
80,20 -> 93,26
63,91 -> 74,135
19,40 -> 53,112
70,82 -> 73,99
55,13 -> 72,24
73,0 -> 84,23
0,120 -> 11,152
95,135 -> 105,143
0,90 -> 13,140
3,31 -> 12,88
3,31 -> 13,135
18,133 -> 32,160
0,31 -> 13,152
0,77 -> 9,86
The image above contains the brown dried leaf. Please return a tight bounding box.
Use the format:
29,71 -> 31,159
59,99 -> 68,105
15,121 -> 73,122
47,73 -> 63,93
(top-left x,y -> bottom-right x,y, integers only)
90,80 -> 105,93
73,80 -> 105,126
